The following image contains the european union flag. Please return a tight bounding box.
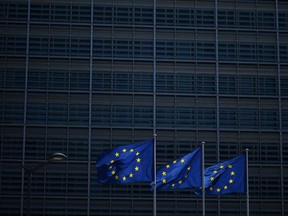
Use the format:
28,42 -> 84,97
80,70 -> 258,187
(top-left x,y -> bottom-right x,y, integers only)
152,147 -> 202,190
203,155 -> 246,195
96,139 -> 154,184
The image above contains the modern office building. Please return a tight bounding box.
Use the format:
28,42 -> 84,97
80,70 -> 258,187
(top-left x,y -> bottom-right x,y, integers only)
0,0 -> 287,215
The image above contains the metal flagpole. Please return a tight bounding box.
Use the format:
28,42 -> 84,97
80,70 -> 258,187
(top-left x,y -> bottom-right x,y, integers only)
153,0 -> 157,215
153,134 -> 157,216
202,141 -> 205,216
246,149 -> 249,216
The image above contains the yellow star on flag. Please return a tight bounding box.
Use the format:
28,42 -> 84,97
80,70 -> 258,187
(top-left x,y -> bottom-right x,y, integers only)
122,149 -> 127,153
136,152 -> 140,156
217,188 -> 221,192
115,152 -> 119,157
231,171 -> 235,176
228,164 -> 232,168
122,176 -> 126,181
229,179 -> 233,184
129,173 -> 133,178
136,158 -> 141,163
162,179 -> 166,184
130,149 -> 134,152
213,170 -> 217,174
209,187 -> 213,191
210,177 -> 215,181
166,164 -> 170,169
173,160 -> 177,164
187,167 -> 191,171
115,175 -> 119,180
162,171 -> 166,176
110,160 -> 115,164
135,166 -> 139,171
111,170 -> 115,175
180,159 -> 185,163
224,185 -> 228,190
220,165 -> 224,169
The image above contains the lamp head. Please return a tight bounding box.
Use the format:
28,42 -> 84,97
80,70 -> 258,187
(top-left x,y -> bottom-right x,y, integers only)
48,153 -> 67,162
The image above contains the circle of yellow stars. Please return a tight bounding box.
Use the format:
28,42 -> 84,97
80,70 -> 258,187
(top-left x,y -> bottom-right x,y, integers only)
208,164 -> 235,193
108,148 -> 142,182
160,157 -> 191,188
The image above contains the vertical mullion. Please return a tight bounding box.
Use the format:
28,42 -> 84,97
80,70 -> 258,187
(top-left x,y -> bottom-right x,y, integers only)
21,0 -> 31,215
275,1 -> 284,215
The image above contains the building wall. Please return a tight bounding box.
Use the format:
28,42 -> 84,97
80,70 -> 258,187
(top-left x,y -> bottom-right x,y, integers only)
0,0 -> 288,215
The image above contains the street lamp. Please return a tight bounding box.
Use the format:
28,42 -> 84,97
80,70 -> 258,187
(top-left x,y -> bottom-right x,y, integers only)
22,153 -> 67,216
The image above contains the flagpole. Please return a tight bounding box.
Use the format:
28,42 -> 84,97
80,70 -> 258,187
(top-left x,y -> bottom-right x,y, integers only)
202,141 -> 205,216
153,134 -> 157,216
245,149 -> 249,216
153,0 -> 156,214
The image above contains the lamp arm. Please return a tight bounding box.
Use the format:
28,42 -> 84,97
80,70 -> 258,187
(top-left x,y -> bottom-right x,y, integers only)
22,161 -> 51,174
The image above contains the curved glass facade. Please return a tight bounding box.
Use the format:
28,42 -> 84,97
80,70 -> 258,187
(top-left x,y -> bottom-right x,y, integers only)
0,0 -> 287,215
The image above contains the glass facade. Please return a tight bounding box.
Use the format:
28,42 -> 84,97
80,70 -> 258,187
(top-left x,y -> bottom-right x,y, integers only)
0,0 -> 287,215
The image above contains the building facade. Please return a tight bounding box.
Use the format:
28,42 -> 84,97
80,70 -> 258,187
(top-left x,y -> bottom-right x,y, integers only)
0,0 -> 288,215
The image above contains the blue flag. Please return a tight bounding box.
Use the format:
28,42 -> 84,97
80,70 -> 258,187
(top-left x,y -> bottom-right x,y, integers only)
152,147 -> 202,190
96,139 -> 154,184
201,155 -> 246,195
